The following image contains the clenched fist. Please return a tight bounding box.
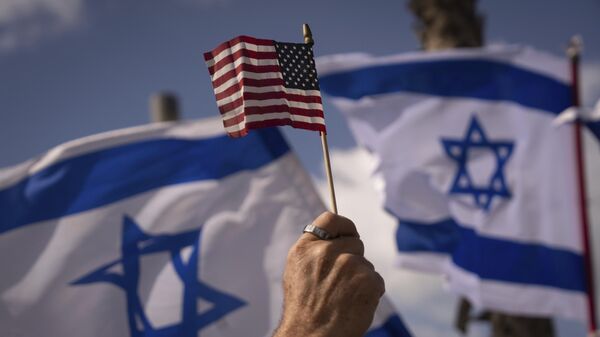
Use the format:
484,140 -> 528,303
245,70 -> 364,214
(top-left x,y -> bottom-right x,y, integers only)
273,212 -> 385,337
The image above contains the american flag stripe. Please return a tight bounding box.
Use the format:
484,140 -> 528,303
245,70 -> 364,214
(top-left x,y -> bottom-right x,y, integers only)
204,35 -> 326,137
224,113 -> 325,128
211,67 -> 281,88
216,77 -> 284,89
224,118 -> 326,138
207,50 -> 278,74
213,72 -> 283,94
216,85 -> 319,102
206,48 -> 276,70
216,89 -> 322,107
206,38 -> 275,68
225,120 -> 325,138
220,105 -> 324,121
209,57 -> 279,79
208,36 -> 274,55
218,99 -> 323,118
214,81 -> 285,101
217,91 -> 323,107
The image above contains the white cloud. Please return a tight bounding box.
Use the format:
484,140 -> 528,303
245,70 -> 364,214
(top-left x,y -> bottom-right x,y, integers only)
0,0 -> 232,53
312,148 -> 487,337
0,0 -> 84,52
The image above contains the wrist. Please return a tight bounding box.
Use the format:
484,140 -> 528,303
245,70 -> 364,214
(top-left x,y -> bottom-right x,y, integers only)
273,318 -> 329,337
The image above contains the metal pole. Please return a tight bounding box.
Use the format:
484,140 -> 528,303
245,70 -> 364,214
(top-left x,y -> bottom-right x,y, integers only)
568,36 -> 598,335
150,92 -> 180,122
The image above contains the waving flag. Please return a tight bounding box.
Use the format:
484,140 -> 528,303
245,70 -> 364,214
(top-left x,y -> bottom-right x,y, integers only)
204,35 -> 325,137
317,46 -> 600,322
0,118 -> 409,337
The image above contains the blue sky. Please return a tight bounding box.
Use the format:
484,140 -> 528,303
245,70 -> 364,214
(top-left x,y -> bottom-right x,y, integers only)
1,1 -> 600,336
1,0 -> 599,170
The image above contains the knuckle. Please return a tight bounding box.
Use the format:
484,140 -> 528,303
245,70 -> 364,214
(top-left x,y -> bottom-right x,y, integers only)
363,256 -> 375,270
351,261 -> 383,284
286,241 -> 307,263
309,242 -> 335,279
373,271 -> 386,296
308,242 -> 335,268
335,254 -> 366,275
314,211 -> 335,225
313,212 -> 359,237
338,216 -> 358,233
354,268 -> 373,283
352,270 -> 385,301
334,237 -> 364,256
319,211 -> 337,223
335,253 -> 357,267
310,241 -> 330,258
355,238 -> 365,255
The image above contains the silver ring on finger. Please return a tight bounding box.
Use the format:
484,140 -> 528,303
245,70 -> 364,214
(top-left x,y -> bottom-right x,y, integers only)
303,224 -> 333,240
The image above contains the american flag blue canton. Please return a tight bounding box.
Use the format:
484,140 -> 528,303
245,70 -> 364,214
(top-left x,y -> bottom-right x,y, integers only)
273,42 -> 320,90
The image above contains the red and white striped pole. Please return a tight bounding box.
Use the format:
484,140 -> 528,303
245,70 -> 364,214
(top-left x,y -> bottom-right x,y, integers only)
568,35 -> 598,335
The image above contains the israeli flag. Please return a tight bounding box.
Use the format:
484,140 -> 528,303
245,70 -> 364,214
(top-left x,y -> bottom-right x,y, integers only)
0,118 -> 410,337
317,46 -> 600,322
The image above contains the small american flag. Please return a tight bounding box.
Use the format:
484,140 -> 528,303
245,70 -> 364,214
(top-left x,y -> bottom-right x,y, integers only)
204,35 -> 326,137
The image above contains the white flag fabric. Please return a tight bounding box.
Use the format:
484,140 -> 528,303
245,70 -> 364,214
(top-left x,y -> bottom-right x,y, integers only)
317,46 -> 600,322
0,118 -> 410,337
554,99 -> 600,126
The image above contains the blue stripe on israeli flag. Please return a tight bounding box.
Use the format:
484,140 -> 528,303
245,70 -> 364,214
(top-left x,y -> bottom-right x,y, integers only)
395,217 -> 586,292
319,59 -> 571,114
0,128 -> 288,234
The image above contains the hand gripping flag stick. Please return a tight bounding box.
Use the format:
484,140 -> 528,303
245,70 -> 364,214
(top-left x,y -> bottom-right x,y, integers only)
203,24 -> 338,214
303,23 -> 338,214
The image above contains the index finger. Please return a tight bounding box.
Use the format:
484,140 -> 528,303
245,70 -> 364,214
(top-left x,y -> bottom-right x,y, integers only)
301,212 -> 359,242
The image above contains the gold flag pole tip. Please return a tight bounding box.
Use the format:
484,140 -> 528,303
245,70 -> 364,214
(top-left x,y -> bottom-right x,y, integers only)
303,24 -> 314,46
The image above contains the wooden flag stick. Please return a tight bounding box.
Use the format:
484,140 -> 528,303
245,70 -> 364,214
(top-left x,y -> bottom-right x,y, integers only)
320,131 -> 338,214
303,23 -> 338,214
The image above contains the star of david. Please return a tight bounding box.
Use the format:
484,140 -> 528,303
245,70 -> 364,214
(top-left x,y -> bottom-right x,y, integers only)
440,116 -> 515,211
71,216 -> 245,337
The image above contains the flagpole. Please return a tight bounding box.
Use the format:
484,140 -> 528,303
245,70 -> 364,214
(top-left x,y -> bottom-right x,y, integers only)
568,35 -> 598,335
320,129 -> 338,214
303,23 -> 338,214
